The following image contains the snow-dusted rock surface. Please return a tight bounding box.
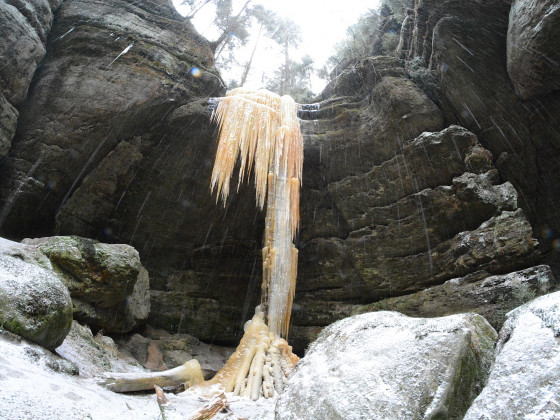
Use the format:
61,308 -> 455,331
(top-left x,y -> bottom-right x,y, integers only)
0,330 -> 275,420
464,291 -> 560,419
0,238 -> 72,350
276,311 -> 497,420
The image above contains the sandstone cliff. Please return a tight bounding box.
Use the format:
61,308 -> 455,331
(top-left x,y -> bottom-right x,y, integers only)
0,0 -> 559,352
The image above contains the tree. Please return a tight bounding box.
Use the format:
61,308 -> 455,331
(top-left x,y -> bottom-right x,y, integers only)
323,8 -> 381,81
238,5 -> 281,86
272,17 -> 301,96
179,0 -> 254,59
180,0 -> 214,19
266,54 -> 315,103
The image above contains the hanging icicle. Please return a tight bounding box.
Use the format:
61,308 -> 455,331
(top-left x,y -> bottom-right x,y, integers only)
101,88 -> 303,401
211,88 -> 303,338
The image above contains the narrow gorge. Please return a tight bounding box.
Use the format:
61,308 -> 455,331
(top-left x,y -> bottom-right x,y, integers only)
1,0 -> 559,418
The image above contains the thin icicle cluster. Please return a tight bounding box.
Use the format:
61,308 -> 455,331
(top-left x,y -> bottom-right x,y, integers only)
211,88 -> 303,338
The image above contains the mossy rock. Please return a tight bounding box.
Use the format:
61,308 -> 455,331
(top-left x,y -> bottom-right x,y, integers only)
0,254 -> 72,350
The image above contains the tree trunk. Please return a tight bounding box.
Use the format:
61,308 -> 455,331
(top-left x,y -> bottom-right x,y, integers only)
240,23 -> 264,86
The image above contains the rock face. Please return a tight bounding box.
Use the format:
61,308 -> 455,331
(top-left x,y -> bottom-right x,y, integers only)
355,265 -> 557,330
387,0 -> 560,272
0,0 -> 63,156
507,0 -> 560,99
464,291 -> 560,419
290,56 -> 540,351
0,0 -> 559,353
0,238 -> 73,350
23,236 -> 150,333
276,311 -> 497,420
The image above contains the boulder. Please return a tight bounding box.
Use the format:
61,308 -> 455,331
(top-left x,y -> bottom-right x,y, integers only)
55,321 -> 144,378
276,312 -> 497,420
1,329 -> 78,376
507,0 -> 560,99
23,236 -> 150,333
0,238 -> 72,350
464,291 -> 560,419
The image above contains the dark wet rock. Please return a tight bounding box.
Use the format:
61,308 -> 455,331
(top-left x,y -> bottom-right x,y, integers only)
292,121 -> 537,350
0,0 -> 62,156
22,236 -> 149,333
0,238 -> 72,350
0,94 -> 17,158
464,291 -> 560,419
507,0 -> 560,99
277,312 -> 497,420
347,209 -> 538,299
355,265 -> 557,331
388,0 -> 560,271
314,60 -> 444,185
327,126 -> 496,228
0,0 -> 222,239
54,140 -> 144,238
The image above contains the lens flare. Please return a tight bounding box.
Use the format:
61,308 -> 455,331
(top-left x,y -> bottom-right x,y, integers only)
190,67 -> 201,77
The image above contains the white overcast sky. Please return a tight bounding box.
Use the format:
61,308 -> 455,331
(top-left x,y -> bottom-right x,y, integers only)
173,0 -> 381,92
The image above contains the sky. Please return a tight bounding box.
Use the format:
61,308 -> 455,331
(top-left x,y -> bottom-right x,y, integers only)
173,0 -> 381,92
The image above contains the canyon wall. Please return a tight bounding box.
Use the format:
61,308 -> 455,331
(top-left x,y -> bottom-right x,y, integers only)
0,0 -> 558,351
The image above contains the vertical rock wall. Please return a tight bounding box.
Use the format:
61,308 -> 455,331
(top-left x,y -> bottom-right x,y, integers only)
0,0 -> 558,351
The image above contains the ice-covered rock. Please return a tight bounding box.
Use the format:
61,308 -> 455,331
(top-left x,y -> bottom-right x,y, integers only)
464,291 -> 560,419
276,311 -> 497,420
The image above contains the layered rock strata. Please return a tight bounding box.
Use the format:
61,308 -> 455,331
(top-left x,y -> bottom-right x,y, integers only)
290,57 -> 541,351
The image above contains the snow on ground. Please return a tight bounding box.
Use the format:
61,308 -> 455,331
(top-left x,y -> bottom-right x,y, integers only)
0,333 -> 275,420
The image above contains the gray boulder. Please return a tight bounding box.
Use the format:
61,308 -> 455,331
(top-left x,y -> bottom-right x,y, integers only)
55,321 -> 144,378
276,311 -> 497,420
0,238 -> 73,350
23,236 -> 150,333
507,0 -> 560,99
464,291 -> 560,419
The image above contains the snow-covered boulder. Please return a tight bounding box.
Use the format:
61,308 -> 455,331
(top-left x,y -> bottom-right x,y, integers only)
0,238 -> 73,350
276,311 -> 497,420
464,291 -> 560,419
